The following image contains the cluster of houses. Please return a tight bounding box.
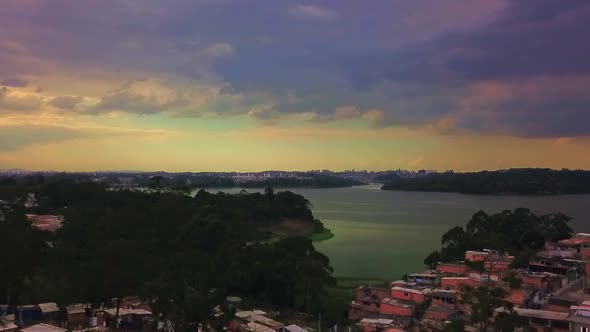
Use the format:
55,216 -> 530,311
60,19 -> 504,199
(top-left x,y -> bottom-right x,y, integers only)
0,297 -> 152,332
349,233 -> 590,332
0,297 -> 312,332
230,310 -> 310,332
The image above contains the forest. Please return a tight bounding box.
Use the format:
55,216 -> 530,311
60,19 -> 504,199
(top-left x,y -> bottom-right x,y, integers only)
380,168 -> 590,194
0,180 -> 335,331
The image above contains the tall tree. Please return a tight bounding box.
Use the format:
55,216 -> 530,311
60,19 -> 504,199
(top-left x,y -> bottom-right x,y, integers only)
0,210 -> 48,305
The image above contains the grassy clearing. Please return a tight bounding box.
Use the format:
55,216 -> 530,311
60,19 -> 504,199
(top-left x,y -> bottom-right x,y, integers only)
320,277 -> 389,325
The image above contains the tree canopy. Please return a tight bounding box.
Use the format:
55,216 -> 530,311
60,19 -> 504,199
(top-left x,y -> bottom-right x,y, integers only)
424,208 -> 572,267
0,182 -> 334,331
381,168 -> 590,195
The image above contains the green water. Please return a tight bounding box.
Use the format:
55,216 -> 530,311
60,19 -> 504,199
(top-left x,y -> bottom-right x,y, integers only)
199,185 -> 590,279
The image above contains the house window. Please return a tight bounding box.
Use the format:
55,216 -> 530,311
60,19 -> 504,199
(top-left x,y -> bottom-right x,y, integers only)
404,292 -> 409,296
581,327 -> 589,332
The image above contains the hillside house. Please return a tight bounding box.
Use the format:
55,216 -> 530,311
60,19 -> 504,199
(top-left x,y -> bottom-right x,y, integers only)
379,298 -> 413,317
436,263 -> 468,276
391,286 -> 430,304
356,318 -> 409,332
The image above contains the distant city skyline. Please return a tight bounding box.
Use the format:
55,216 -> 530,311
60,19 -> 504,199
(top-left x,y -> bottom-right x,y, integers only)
1,1 -> 590,171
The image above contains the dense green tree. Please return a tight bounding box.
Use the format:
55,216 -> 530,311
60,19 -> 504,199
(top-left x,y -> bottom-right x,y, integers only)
493,309 -> 534,332
5,182 -> 336,328
442,319 -> 465,332
381,168 -> 590,195
460,286 -> 509,332
424,208 -> 572,265
0,210 -> 49,305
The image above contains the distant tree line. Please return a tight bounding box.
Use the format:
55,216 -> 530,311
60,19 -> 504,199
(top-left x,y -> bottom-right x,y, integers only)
380,168 -> 590,195
0,172 -> 363,193
0,181 -> 335,331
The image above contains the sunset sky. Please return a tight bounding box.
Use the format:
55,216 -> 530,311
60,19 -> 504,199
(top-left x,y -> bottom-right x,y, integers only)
1,0 -> 589,172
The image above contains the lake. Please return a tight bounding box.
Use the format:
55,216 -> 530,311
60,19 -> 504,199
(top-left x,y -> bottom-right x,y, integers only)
198,185 -> 590,279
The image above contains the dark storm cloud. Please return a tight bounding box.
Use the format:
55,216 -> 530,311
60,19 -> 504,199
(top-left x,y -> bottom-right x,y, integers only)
1,0 -> 588,137
1,77 -> 28,87
216,0 -> 590,137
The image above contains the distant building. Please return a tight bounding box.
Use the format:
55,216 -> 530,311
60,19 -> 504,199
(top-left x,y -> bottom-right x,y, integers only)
234,311 -> 284,332
570,304 -> 590,332
379,298 -> 413,317
37,303 -> 59,325
24,215 -> 64,233
356,318 -> 409,332
390,286 -> 429,304
498,308 -> 569,332
349,286 -> 390,320
436,263 -> 468,276
406,272 -> 441,285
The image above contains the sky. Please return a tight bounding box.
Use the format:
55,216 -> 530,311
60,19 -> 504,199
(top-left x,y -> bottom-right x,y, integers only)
1,0 -> 589,172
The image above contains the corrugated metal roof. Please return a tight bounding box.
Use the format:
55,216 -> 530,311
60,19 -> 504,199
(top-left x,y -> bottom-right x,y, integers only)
65,304 -> 90,315
391,286 -> 430,295
20,324 -> 67,332
249,315 -> 284,329
0,323 -> 17,332
103,308 -> 151,316
381,298 -> 413,308
246,322 -> 275,332
284,325 -> 308,332
38,303 -> 59,314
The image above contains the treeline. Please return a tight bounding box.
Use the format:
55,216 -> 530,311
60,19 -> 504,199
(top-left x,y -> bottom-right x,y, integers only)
424,208 -> 572,268
381,168 -> 590,194
0,172 -> 362,192
0,182 -> 335,331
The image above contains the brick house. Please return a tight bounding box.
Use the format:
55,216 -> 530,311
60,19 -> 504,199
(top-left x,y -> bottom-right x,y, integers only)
379,298 -> 413,317
436,263 -> 468,276
391,286 -> 429,304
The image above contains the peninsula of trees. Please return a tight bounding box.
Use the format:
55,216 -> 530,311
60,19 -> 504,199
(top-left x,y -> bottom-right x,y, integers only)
0,180 -> 335,330
380,168 -> 590,195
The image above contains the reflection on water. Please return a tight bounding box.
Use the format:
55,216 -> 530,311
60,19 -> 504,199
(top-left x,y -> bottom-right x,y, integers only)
196,186 -> 590,279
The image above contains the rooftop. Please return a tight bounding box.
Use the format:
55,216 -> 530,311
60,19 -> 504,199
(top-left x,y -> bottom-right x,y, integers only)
20,324 -> 67,332
0,323 -> 17,332
510,308 -> 569,322
558,238 -> 588,245
570,307 -> 590,325
549,278 -> 585,306
246,322 -> 275,332
38,303 -> 59,314
248,315 -> 284,330
381,298 -> 413,309
427,305 -> 456,314
102,308 -> 151,316
428,289 -> 458,299
284,325 -> 308,332
65,304 -> 90,315
409,271 -> 440,278
235,310 -> 268,319
391,286 -> 430,295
